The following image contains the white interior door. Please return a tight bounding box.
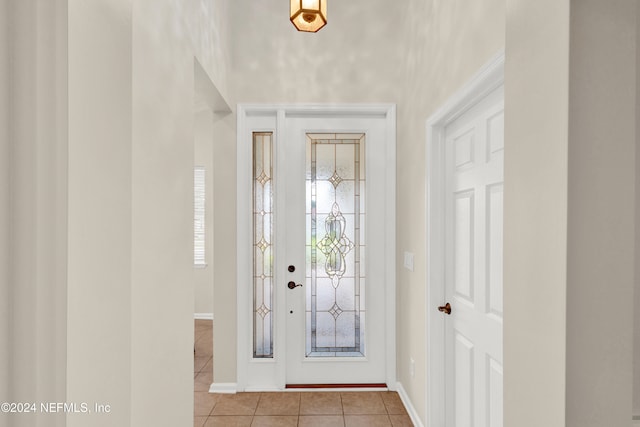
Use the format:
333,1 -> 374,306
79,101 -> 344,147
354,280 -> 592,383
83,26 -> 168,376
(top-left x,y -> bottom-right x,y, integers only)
237,105 -> 396,391
443,86 -> 504,426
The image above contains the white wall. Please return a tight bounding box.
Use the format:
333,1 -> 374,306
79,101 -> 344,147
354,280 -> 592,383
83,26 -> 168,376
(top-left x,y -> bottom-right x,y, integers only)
194,109 -> 215,316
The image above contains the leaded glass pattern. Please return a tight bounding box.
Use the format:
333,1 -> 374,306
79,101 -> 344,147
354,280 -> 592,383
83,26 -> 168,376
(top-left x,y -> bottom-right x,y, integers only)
253,132 -> 273,358
306,133 -> 366,357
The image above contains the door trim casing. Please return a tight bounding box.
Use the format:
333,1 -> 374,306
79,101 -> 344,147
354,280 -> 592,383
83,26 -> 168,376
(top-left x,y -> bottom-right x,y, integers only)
425,52 -> 504,426
237,104 -> 396,392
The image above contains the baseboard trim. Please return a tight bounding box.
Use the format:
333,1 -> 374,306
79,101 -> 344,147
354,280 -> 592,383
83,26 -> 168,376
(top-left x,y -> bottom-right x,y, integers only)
396,382 -> 424,427
209,382 -> 237,394
244,386 -> 282,392
194,313 -> 214,320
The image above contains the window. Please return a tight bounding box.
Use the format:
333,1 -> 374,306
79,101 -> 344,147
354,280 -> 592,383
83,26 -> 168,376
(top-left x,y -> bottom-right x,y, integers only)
194,166 -> 206,267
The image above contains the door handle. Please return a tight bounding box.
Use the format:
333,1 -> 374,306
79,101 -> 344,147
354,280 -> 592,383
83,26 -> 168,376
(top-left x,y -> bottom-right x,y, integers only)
287,281 -> 302,289
438,302 -> 452,315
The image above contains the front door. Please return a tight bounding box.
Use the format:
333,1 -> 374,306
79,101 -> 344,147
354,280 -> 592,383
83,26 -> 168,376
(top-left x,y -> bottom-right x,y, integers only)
443,85 -> 504,426
237,105 -> 396,391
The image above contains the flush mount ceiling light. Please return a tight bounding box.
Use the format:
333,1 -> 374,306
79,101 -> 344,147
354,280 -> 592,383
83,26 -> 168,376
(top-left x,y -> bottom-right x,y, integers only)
290,0 -> 327,33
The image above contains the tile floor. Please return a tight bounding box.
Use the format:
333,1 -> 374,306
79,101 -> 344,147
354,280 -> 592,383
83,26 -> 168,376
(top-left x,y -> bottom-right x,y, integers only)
194,320 -> 414,427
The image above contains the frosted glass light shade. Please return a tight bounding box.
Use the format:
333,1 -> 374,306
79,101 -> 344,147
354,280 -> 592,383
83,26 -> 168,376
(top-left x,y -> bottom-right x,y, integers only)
290,0 -> 327,32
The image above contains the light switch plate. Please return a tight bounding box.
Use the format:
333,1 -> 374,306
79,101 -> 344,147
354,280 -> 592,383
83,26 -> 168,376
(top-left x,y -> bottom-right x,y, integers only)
403,251 -> 414,271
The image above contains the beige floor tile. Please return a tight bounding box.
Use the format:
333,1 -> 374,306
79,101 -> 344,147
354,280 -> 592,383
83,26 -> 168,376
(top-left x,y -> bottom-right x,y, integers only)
195,319 -> 213,328
299,415 -> 346,427
204,415 -> 253,427
196,330 -> 213,340
202,357 -> 213,373
255,392 -> 301,415
194,392 -> 220,416
195,371 -> 213,392
195,336 -> 213,355
344,415 -> 391,427
380,392 -> 408,415
251,415 -> 298,426
194,356 -> 211,373
389,414 -> 414,426
300,392 -> 343,415
195,329 -> 209,340
344,415 -> 392,427
195,326 -> 212,346
211,393 -> 260,416
194,416 -> 208,427
195,323 -> 213,336
194,329 -> 211,340
341,392 -> 387,415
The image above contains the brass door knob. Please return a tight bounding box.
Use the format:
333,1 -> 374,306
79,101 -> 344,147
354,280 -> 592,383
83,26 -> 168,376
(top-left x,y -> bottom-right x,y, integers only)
438,302 -> 452,315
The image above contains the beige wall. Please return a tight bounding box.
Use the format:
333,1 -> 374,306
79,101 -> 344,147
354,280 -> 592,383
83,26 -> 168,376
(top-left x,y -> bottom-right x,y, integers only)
67,1 -> 132,426
504,1 -> 570,425
130,1 -> 193,423
395,1 -> 505,420
222,0 -> 408,387
228,0 -> 504,420
6,2 -> 69,427
505,0 -> 638,426
231,0 -> 404,104
2,0 -> 232,426
636,1 -> 640,416
194,109 -> 215,315
129,1 -> 231,425
566,1 -> 636,426
0,0 -> 10,408
212,113 -> 237,384
4,1 -> 638,426
68,0 -> 233,424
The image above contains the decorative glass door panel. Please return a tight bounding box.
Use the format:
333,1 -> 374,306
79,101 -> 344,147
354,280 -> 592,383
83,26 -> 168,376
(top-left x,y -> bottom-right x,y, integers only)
306,134 -> 366,357
253,132 -> 273,358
